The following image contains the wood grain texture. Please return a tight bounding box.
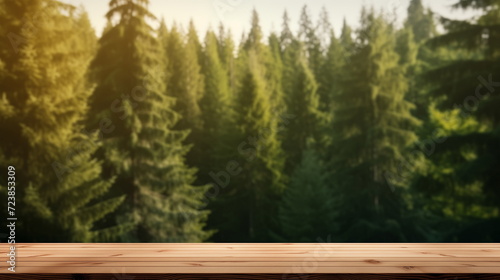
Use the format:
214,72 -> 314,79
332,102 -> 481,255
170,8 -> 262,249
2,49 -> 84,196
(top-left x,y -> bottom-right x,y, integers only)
0,244 -> 499,274
0,275 -> 500,280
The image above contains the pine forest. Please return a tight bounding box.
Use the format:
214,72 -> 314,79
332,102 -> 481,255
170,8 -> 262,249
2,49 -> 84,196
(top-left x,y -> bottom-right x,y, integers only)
0,0 -> 499,242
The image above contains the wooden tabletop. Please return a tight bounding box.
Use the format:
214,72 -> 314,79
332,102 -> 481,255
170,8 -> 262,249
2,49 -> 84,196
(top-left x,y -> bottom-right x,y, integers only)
1,243 -> 499,274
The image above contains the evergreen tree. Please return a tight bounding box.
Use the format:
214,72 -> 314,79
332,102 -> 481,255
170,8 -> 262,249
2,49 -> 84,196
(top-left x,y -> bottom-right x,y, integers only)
396,28 -> 418,70
280,10 -> 294,52
216,9 -> 286,241
197,30 -> 236,183
298,5 -> 323,78
315,29 -> 346,156
420,0 -> 500,241
235,50 -> 286,241
314,7 -> 343,126
401,0 -> 438,119
340,18 -> 355,58
282,39 -> 323,173
277,144 -> 337,241
188,20 -> 205,67
88,0 -> 211,242
165,22 -> 204,136
0,0 -> 123,242
318,29 -> 344,117
317,7 -> 333,52
405,0 -> 436,44
329,8 -> 421,241
414,106 -> 494,220
217,25 -> 237,94
173,21 -> 206,173
267,32 -> 286,116
200,30 -> 243,241
395,27 -> 420,116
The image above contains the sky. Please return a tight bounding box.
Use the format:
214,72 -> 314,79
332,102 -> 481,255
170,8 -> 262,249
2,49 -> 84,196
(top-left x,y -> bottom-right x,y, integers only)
61,0 -> 480,39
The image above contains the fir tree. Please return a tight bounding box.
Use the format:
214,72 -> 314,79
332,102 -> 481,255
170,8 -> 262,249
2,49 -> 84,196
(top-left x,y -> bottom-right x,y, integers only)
165,22 -> 204,135
188,20 -> 205,67
395,27 -> 420,116
396,28 -> 418,70
282,39 -> 323,173
277,144 -> 337,242
298,5 -> 323,77
318,29 -> 344,117
340,19 -> 355,56
235,49 -> 286,241
314,7 -> 341,120
405,0 -> 436,44
200,30 -> 244,241
0,0 -> 123,242
88,0 -> 211,242
267,32 -> 286,116
218,9 -> 286,241
315,29 -> 346,156
329,8 -> 421,241
421,0 -> 500,241
197,30 -> 236,182
171,21 -> 206,173
317,7 -> 333,52
280,10 -> 294,52
217,25 -> 237,94
414,106 -> 494,219
401,0 -> 438,119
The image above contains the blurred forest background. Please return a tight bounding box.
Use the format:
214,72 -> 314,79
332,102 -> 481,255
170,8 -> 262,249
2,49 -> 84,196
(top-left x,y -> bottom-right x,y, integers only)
0,0 -> 499,243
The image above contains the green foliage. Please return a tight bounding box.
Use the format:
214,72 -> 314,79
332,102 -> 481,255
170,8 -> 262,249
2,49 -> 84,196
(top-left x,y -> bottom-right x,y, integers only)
282,39 -> 323,173
396,28 -> 418,69
329,8 -> 421,241
0,0 -> 124,242
234,48 -> 286,241
318,30 -> 344,114
163,20 -> 207,186
418,0 -> 500,241
0,1 -> 498,243
340,19 -> 355,54
209,11 -> 286,242
197,30 -> 239,186
277,144 -> 338,242
88,0 -> 211,242
414,106 -> 495,221
166,22 -> 204,133
280,10 -> 294,51
405,0 -> 436,44
217,25 -> 237,94
298,5 -> 323,78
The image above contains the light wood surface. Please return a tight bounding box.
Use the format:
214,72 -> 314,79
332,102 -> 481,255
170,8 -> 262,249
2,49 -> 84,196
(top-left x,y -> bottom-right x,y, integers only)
0,274 -> 499,280
1,243 -> 499,274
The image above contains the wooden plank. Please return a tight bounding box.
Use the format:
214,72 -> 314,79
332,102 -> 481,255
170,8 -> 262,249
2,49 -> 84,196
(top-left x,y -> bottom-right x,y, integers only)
14,256 -> 500,262
0,243 -> 498,274
1,274 -> 500,280
16,261 -> 500,267
14,243 -> 500,247
9,251 -> 500,258
3,266 -> 500,273
9,247 -> 500,251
